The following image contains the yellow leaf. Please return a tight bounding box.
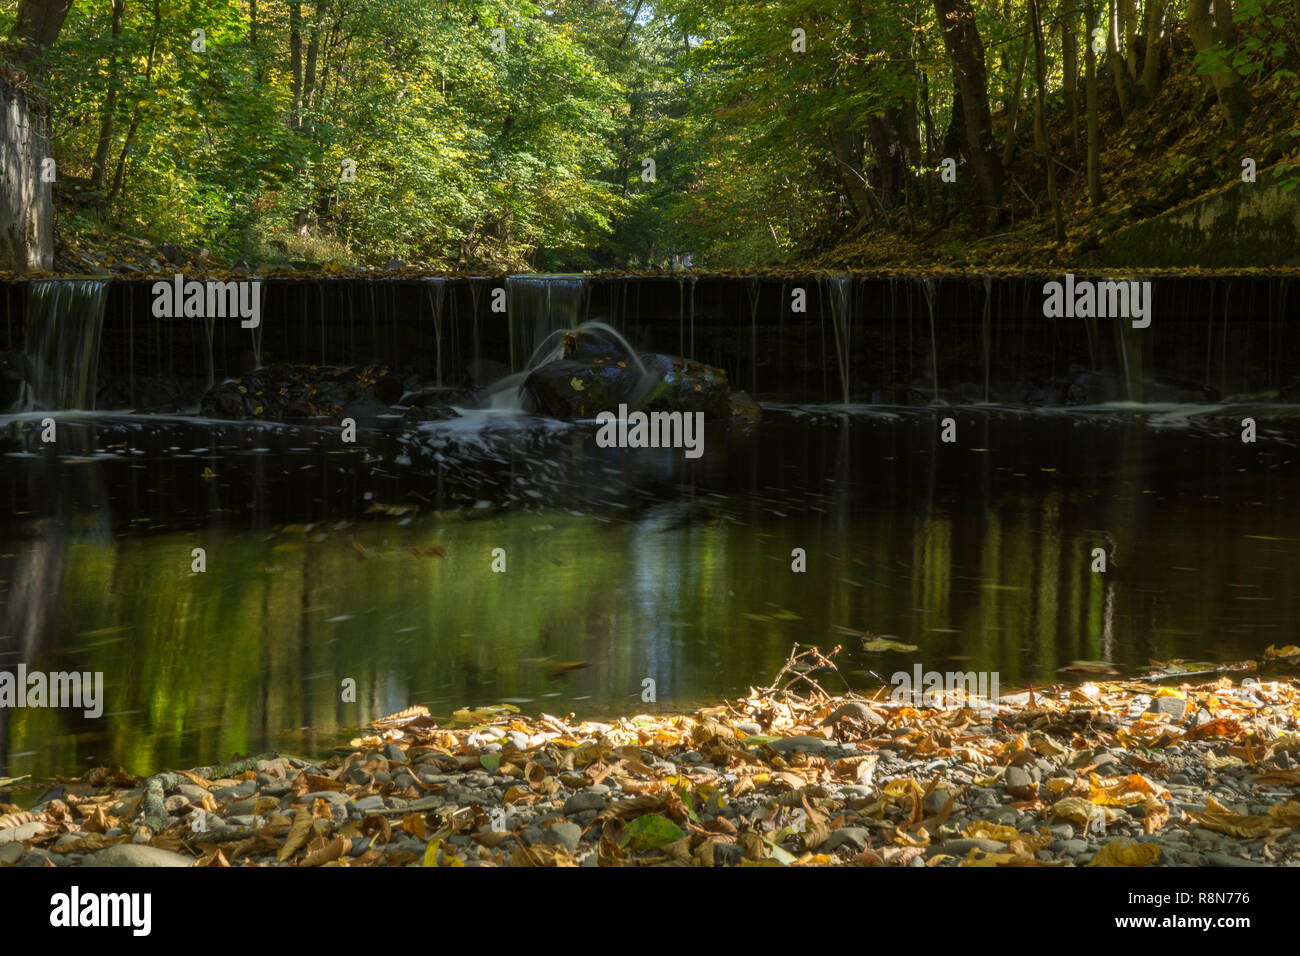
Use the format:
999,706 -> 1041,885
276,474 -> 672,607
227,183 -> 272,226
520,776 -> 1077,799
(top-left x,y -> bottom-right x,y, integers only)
1185,796 -> 1273,838
962,822 -> 1021,842
1052,797 -> 1118,829
1087,839 -> 1161,867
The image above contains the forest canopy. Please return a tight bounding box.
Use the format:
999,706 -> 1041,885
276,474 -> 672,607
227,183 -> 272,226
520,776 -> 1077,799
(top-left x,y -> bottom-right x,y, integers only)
3,0 -> 1299,271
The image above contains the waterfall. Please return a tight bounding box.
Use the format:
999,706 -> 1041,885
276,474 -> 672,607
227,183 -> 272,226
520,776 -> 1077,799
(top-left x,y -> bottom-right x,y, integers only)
825,276 -> 852,405
920,278 -> 939,403
23,279 -> 110,410
425,277 -> 446,387
504,275 -> 589,372
981,276 -> 993,402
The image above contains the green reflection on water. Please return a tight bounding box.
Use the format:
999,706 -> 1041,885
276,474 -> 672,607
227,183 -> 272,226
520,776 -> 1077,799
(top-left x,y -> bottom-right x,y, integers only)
5,472 -> 1300,778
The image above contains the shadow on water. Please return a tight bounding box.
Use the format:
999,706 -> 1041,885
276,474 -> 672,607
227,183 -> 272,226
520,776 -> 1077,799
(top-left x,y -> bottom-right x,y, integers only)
4,403 -> 1300,777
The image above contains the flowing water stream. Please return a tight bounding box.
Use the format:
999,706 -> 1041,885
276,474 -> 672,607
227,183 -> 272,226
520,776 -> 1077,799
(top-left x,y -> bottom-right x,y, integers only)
3,274 -> 1300,778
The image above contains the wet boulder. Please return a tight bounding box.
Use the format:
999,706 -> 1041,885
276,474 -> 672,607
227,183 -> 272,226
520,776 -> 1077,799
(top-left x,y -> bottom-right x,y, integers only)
522,328 -> 736,421
199,363 -> 425,422
398,386 -> 483,421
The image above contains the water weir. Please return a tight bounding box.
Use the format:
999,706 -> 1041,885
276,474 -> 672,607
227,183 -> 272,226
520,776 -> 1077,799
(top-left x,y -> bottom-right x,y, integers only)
2,273 -> 1299,414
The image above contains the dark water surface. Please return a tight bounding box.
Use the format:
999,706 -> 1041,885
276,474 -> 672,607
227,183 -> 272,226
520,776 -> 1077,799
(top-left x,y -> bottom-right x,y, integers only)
3,404 -> 1300,778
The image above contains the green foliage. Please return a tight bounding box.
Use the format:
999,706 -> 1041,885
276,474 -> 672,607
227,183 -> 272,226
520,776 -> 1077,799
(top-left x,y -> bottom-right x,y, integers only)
18,0 -> 626,269
7,0 -> 1300,269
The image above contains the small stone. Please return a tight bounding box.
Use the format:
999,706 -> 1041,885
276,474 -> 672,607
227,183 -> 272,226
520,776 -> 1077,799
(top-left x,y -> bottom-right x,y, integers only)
820,701 -> 886,728
924,789 -> 954,814
942,838 -> 1007,854
177,784 -> 209,803
1004,766 -> 1033,790
0,822 -> 45,844
84,845 -> 194,867
0,843 -> 25,865
768,735 -> 838,755
383,743 -> 407,764
300,790 -> 349,804
562,792 -> 607,815
543,822 -> 583,853
1146,697 -> 1188,719
821,828 -> 871,853
226,797 -> 258,816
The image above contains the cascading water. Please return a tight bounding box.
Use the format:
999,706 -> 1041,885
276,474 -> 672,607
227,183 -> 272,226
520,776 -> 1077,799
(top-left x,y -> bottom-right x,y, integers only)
981,276 -> 993,402
483,320 -> 649,412
425,277 -> 446,387
23,279 -> 110,410
825,276 -> 852,405
920,278 -> 939,403
504,275 -> 590,373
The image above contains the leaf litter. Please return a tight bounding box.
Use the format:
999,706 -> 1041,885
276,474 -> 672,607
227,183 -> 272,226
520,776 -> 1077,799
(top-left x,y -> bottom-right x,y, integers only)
3,645 -> 1300,868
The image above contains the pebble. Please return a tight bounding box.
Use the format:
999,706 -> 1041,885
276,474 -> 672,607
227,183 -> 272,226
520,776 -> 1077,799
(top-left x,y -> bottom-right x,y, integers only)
84,845 -> 194,867
562,792 -> 607,814
543,822 -> 583,853
821,828 -> 871,853
820,701 -> 886,728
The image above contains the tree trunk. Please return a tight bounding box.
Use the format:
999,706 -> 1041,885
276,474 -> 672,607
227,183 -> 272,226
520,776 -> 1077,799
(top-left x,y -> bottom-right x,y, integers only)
919,67 -> 939,224
1,0 -> 74,272
1120,0 -> 1139,78
1001,34 -> 1032,169
932,0 -> 1003,223
4,0 -> 74,66
108,0 -> 162,205
91,0 -> 127,191
290,3 -> 304,130
828,120 -> 873,223
1085,0 -> 1104,204
1030,0 -> 1065,242
1108,0 -> 1133,118
1187,0 -> 1252,129
1062,0 -> 1080,158
1138,0 -> 1166,102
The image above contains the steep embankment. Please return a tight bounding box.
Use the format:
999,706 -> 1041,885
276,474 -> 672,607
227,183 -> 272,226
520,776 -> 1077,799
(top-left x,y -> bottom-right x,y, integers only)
813,30 -> 1300,272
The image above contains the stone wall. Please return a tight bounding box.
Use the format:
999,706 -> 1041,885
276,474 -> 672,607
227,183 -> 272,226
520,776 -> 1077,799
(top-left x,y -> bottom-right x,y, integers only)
1103,163 -> 1300,268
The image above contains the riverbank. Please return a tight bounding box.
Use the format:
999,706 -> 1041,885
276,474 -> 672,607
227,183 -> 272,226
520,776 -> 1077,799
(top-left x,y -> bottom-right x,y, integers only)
3,650 -> 1299,868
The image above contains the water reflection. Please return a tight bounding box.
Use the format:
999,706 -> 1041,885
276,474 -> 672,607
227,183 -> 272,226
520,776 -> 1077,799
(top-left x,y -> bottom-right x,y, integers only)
2,405 -> 1299,778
